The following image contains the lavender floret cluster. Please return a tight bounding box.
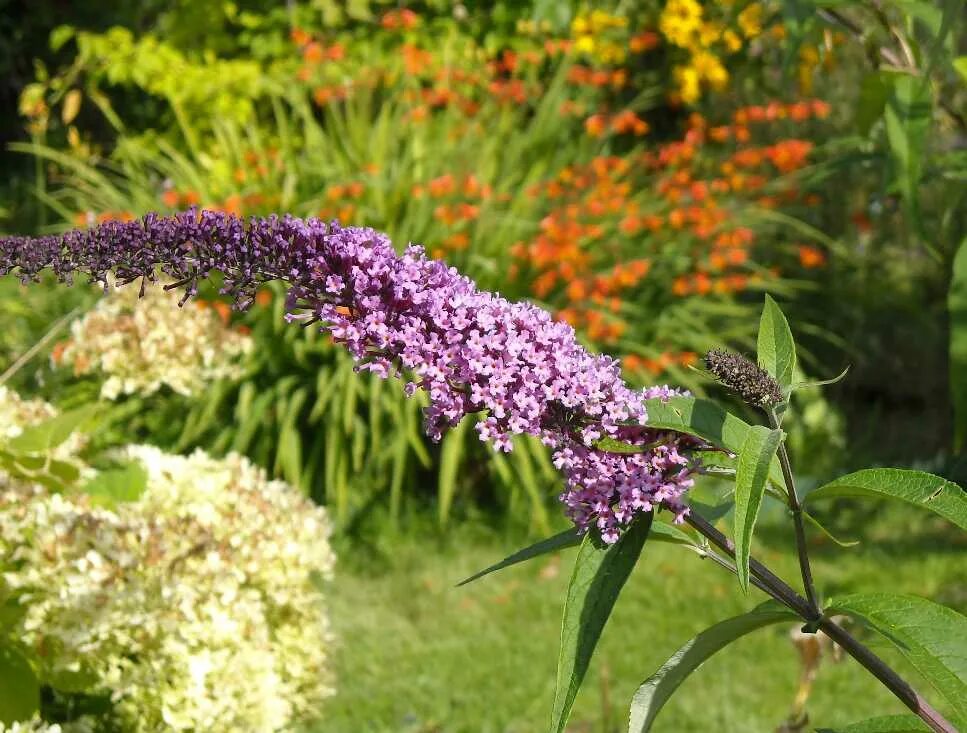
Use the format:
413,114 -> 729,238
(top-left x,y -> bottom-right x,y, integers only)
1,211 -> 698,541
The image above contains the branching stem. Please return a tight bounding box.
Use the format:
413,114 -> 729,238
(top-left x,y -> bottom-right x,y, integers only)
683,510 -> 958,733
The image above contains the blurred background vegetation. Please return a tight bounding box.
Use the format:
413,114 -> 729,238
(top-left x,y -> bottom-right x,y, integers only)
0,0 -> 964,729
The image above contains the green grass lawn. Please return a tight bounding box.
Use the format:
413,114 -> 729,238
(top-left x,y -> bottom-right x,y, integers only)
318,505 -> 965,733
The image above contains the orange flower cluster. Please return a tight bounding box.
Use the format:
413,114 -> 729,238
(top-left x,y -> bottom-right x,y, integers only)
316,181 -> 366,224
411,174 -> 497,259
72,210 -> 135,227
381,9 -> 419,30
624,351 -> 697,376
629,31 -> 661,53
584,110 -> 650,138
504,99 -> 830,360
567,66 -> 628,89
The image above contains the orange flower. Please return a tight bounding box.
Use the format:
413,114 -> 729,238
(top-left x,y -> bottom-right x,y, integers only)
290,28 -> 311,47
798,244 -> 826,268
629,31 -> 660,53
611,110 -> 649,135
457,203 -> 480,220
428,174 -> 455,197
302,42 -> 324,63
161,189 -> 180,208
811,99 -> 830,118
584,114 -> 607,138
255,289 -> 273,307
444,232 -> 470,250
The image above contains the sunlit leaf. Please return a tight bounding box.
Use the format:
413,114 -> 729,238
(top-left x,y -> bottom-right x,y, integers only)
825,594 -> 967,721
629,601 -> 797,732
551,514 -> 653,732
733,426 -> 783,592
806,469 -> 966,531
757,294 -> 797,391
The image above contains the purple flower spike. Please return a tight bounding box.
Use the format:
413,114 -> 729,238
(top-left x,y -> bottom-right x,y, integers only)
1,211 -> 698,541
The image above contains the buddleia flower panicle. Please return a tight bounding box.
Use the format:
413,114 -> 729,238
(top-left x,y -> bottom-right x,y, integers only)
704,348 -> 783,406
1,211 -> 701,542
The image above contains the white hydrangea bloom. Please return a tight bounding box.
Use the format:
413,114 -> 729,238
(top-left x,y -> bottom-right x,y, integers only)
0,385 -> 56,440
0,386 -> 86,463
0,720 -> 62,733
59,280 -> 252,399
1,446 -> 335,732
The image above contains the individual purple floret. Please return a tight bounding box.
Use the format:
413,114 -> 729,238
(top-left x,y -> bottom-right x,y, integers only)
1,211 -> 699,541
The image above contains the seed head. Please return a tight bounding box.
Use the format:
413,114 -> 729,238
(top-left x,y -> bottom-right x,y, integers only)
704,349 -> 783,406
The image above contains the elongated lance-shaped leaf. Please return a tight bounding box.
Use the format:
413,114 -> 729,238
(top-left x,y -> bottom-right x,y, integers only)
757,294 -> 797,391
457,528 -> 582,587
551,513 -> 653,733
806,469 -> 967,532
815,715 -> 929,732
438,418 -> 469,527
825,594 -> 967,723
733,426 -> 783,592
644,396 -> 784,486
629,601 -> 797,732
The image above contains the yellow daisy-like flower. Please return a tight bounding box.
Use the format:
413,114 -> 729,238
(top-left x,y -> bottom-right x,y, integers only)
660,0 -> 704,48
737,3 -> 763,38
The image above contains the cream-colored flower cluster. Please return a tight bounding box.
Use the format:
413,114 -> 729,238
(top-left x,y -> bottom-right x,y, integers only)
59,280 -> 252,399
1,444 -> 336,732
0,385 -> 57,440
0,386 -> 87,464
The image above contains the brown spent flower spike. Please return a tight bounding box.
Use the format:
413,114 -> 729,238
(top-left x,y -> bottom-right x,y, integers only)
704,348 -> 783,406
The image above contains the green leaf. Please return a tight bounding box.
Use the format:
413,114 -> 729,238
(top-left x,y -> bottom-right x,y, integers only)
757,295 -> 797,390
884,75 -> 932,223
806,469 -> 966,531
855,72 -> 894,136
7,404 -> 98,453
594,436 -> 647,454
650,520 -> 697,547
803,510 -> 860,548
0,644 -> 40,724
690,499 -> 734,523
629,601 -> 797,732
950,237 -> 967,452
733,426 -> 783,592
815,714 -> 929,732
551,514 -> 653,733
792,366 -> 850,391
457,527 -> 582,587
644,396 -> 784,489
438,418 -> 469,527
82,461 -> 148,504
825,594 -> 967,721
955,57 -> 967,82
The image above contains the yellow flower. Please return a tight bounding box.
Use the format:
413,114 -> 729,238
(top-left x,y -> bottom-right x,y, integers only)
737,3 -> 763,38
723,29 -> 743,52
660,0 -> 704,48
698,21 -> 723,47
575,35 -> 596,54
571,15 -> 589,35
692,50 -> 729,89
674,65 -> 702,103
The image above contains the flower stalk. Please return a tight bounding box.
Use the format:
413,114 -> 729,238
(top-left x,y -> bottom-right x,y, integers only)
683,510 -> 957,733
767,407 -> 821,618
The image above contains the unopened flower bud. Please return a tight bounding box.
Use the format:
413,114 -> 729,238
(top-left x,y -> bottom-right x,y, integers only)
705,349 -> 783,406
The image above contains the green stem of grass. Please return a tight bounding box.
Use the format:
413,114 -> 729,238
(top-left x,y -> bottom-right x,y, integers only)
683,510 -> 957,733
